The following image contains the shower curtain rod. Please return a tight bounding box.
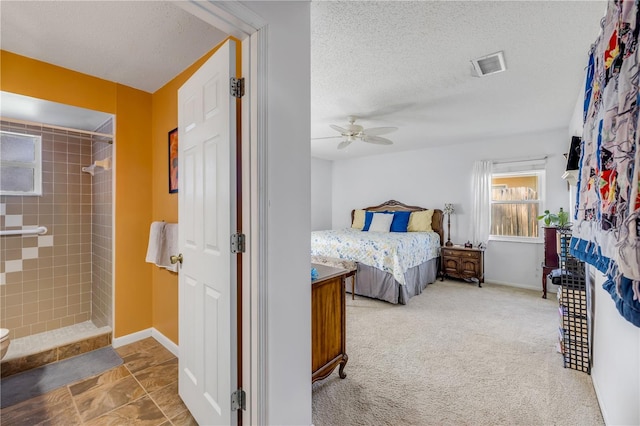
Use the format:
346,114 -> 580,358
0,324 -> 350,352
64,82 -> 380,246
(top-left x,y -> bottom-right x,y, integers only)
0,117 -> 113,140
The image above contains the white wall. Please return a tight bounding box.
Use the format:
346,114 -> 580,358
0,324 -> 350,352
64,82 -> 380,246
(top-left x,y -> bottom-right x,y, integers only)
311,157 -> 332,231
244,2 -> 311,425
590,269 -> 640,425
332,128 -> 570,290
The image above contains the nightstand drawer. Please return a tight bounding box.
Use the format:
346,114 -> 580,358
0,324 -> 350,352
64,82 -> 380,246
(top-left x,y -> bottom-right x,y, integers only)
460,251 -> 480,259
442,248 -> 481,259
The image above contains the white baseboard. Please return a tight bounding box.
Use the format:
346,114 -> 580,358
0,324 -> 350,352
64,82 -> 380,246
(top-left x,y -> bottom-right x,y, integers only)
112,328 -> 152,348
590,372 -> 610,425
486,279 -> 557,294
112,327 -> 179,357
151,328 -> 179,357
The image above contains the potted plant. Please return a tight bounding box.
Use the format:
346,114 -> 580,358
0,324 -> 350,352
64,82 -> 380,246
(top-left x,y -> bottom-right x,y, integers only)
555,208 -> 571,230
537,208 -> 571,229
537,209 -> 557,227
538,208 -> 572,279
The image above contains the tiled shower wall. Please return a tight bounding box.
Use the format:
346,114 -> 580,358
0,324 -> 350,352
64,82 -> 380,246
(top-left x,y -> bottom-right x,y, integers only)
0,120 -> 113,339
91,120 -> 113,328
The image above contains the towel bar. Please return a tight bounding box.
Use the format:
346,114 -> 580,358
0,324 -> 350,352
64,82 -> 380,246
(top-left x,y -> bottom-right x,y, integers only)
0,226 -> 48,236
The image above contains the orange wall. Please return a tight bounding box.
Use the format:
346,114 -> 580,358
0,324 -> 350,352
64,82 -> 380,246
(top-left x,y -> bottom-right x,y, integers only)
113,85 -> 153,337
0,51 -> 116,114
150,37 -> 240,343
1,50 -> 153,337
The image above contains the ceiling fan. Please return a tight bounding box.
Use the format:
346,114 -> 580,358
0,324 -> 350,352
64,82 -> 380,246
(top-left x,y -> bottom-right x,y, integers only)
313,116 -> 397,149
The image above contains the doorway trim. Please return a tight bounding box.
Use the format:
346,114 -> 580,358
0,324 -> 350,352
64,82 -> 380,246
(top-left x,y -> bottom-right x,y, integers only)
175,2 -> 267,425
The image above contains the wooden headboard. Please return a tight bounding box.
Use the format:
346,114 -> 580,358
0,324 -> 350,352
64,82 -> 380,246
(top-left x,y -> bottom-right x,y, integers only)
351,200 -> 444,246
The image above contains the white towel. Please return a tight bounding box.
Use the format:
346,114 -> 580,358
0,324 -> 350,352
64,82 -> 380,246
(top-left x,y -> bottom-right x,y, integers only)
145,222 -> 165,264
158,223 -> 179,272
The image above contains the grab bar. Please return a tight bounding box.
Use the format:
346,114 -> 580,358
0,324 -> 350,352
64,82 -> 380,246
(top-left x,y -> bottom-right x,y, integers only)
0,226 -> 48,236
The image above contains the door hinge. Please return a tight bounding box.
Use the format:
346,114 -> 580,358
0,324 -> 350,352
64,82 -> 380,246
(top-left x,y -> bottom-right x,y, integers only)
231,233 -> 246,253
230,77 -> 245,98
231,388 -> 246,411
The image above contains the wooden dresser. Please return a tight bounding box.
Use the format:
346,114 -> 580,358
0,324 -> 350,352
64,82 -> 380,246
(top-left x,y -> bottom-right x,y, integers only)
441,246 -> 485,287
311,264 -> 348,383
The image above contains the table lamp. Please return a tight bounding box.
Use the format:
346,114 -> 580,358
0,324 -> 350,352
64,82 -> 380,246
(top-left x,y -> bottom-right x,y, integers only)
443,203 -> 455,247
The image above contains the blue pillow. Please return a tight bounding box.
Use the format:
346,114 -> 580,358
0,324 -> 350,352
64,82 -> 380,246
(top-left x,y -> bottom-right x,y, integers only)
362,211 -> 410,232
390,211 -> 410,232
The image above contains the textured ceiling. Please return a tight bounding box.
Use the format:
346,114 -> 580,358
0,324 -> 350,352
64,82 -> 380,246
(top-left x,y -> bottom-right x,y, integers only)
0,1 -> 607,160
311,1 -> 607,160
0,1 -> 227,93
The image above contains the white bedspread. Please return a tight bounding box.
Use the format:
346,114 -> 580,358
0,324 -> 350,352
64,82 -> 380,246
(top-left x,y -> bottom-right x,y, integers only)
310,229 -> 440,285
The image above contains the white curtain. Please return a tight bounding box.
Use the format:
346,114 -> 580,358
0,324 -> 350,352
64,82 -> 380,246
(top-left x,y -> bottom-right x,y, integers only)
470,160 -> 492,247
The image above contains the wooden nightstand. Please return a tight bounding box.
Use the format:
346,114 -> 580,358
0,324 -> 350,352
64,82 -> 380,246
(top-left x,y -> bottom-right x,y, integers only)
440,246 -> 485,287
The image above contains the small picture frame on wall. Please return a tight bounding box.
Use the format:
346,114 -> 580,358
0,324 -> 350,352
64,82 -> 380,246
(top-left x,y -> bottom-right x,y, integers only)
168,128 -> 178,193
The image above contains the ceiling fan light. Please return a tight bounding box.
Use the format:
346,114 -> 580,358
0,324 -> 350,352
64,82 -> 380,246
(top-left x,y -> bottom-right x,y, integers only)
325,116 -> 396,150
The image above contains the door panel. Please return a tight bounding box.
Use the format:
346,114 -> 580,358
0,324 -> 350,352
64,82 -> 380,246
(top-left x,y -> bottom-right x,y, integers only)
204,138 -> 220,251
178,39 -> 237,426
204,285 -> 222,415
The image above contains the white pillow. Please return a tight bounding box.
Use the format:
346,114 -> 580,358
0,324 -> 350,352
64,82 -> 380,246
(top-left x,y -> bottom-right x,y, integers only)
368,212 -> 394,232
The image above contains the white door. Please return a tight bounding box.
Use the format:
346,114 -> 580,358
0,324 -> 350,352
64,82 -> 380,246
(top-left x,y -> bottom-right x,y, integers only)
177,39 -> 238,426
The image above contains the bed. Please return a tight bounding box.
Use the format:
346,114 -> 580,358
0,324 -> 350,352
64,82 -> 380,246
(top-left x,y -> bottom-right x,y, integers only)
311,200 -> 444,304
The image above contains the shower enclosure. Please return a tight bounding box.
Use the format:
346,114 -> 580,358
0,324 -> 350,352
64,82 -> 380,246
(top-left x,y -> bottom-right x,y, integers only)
0,114 -> 114,360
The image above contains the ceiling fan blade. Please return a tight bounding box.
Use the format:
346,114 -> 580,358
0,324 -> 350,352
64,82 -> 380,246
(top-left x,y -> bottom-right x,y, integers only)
311,135 -> 343,140
362,126 -> 398,136
329,124 -> 348,134
337,140 -> 353,150
362,135 -> 393,145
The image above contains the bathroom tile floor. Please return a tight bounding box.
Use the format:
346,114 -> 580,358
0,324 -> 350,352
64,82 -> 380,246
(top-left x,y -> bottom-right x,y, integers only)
0,337 -> 198,425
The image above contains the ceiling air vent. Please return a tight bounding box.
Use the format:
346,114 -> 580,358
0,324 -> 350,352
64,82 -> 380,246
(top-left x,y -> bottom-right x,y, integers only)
471,51 -> 506,77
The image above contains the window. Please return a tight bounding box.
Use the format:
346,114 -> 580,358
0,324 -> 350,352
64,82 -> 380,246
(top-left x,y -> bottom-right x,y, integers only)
490,170 -> 544,240
0,130 -> 42,196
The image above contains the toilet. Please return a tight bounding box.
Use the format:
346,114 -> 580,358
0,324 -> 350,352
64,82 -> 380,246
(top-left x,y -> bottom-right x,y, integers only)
0,328 -> 10,360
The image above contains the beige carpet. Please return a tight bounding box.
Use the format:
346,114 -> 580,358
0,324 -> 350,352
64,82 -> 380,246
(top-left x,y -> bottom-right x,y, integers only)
312,280 -> 604,426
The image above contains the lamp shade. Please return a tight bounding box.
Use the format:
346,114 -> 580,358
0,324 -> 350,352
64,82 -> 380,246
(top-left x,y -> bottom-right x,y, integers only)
444,203 -> 455,215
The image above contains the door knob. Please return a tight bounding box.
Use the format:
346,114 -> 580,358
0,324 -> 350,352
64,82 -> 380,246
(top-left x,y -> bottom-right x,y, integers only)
170,253 -> 183,265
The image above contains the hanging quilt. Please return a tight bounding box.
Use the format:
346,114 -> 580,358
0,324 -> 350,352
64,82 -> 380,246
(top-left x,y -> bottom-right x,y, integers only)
572,0 -> 640,327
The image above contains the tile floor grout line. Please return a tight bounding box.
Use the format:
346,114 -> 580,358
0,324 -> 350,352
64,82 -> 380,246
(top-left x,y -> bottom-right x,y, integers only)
72,374 -> 131,424
145,379 -> 185,424
80,389 -> 151,424
125,362 -> 173,424
71,365 -> 146,424
66,384 -> 85,424
146,391 -> 174,426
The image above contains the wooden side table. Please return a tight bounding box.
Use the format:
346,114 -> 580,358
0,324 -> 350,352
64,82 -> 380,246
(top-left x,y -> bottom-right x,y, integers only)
311,255 -> 357,299
440,246 -> 485,287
